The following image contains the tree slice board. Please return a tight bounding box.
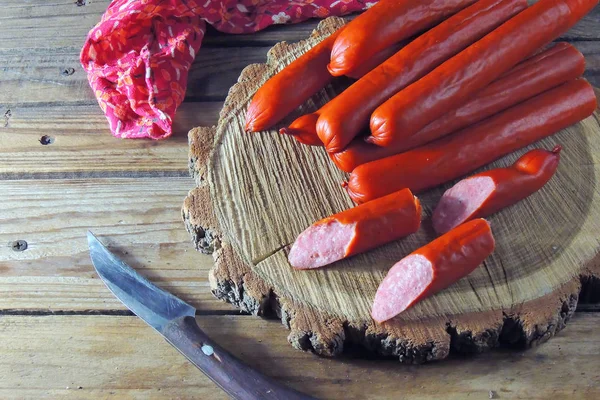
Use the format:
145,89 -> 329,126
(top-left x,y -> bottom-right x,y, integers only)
182,17 -> 600,362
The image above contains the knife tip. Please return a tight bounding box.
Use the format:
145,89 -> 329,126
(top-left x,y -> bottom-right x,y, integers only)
87,230 -> 99,246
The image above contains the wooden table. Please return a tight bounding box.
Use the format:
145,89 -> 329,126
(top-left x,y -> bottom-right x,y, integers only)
1,1 -> 598,398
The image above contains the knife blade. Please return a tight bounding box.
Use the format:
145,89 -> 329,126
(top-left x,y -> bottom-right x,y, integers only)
88,231 -> 314,400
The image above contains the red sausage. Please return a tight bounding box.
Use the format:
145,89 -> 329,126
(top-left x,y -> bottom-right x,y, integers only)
319,0 -> 527,153
244,30 -> 339,132
346,79 -> 596,204
288,189 -> 421,269
368,0 -> 598,147
330,42 -> 584,172
328,0 -> 477,77
345,41 -> 408,80
280,113 -> 322,146
279,42 -> 409,146
432,146 -> 561,234
371,219 -> 495,322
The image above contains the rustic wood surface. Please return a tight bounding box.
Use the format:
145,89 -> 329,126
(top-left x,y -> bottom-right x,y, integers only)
0,0 -> 598,397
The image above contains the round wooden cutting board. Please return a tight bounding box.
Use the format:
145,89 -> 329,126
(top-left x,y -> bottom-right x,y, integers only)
183,17 -> 600,362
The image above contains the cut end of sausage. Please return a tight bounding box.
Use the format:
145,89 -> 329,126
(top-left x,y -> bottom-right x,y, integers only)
288,220 -> 356,269
432,176 -> 496,234
371,254 -> 434,323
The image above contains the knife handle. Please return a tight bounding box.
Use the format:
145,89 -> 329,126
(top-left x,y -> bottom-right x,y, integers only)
163,316 -> 316,400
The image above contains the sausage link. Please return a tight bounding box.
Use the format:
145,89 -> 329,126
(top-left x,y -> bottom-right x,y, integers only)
346,79 -> 596,203
345,41 -> 408,80
280,114 -> 322,146
288,189 -> 421,269
369,0 -> 598,147
282,40 -> 412,144
319,0 -> 526,153
244,30 -> 339,132
328,0 -> 477,77
330,42 -> 584,172
371,219 -> 495,322
432,146 -> 562,234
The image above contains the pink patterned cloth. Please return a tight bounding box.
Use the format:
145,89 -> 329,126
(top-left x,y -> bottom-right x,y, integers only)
81,0 -> 373,140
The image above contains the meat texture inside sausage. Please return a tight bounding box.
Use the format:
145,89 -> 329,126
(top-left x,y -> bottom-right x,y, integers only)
432,146 -> 562,233
371,218 -> 495,323
288,189 -> 421,269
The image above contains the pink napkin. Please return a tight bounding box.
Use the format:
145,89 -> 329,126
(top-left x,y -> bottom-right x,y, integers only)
80,0 -> 371,139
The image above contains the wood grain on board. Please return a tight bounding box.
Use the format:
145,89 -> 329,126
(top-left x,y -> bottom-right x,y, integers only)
184,17 -> 600,362
0,314 -> 598,400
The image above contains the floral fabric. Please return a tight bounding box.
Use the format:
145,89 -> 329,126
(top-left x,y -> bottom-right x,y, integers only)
81,0 -> 373,139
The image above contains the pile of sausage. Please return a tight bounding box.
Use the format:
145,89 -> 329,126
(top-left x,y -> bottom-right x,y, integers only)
245,0 -> 598,323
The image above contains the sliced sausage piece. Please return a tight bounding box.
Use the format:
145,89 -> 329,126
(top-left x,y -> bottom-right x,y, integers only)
319,0 -> 526,153
328,0 -> 477,77
433,146 -> 561,234
288,189 -> 421,269
371,219 -> 495,323
368,0 -> 598,147
329,42 -> 584,172
244,30 -> 340,132
346,79 -> 596,204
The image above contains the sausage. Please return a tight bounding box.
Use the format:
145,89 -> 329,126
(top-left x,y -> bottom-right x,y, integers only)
244,30 -> 340,132
280,41 -> 410,145
368,0 -> 598,147
327,0 -> 478,77
278,42 -> 410,145
279,113 -> 322,146
371,219 -> 495,323
432,146 -> 561,234
346,79 -> 596,204
330,42 -> 584,172
288,189 -> 421,269
318,0 -> 527,153
345,41 -> 408,80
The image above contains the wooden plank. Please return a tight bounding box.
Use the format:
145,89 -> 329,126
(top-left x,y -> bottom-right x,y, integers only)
2,42 -> 599,106
1,1 -> 599,51
0,0 -> 108,50
0,177 -> 234,312
0,102 -> 221,177
0,46 -> 270,104
0,313 -> 597,399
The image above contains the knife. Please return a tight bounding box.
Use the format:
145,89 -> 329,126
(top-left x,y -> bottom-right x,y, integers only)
87,231 -> 314,400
